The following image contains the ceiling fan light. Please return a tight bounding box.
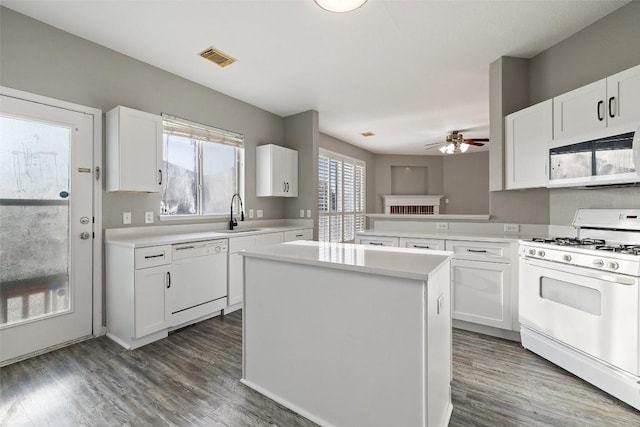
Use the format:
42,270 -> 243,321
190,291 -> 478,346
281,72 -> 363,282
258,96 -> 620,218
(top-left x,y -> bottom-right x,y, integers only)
460,142 -> 470,153
314,0 -> 368,13
439,145 -> 448,154
446,143 -> 455,154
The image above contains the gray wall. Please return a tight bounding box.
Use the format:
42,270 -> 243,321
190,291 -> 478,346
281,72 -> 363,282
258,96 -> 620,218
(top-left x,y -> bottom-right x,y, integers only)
318,133 -> 376,215
283,110 -> 319,220
443,152 -> 490,215
529,1 -> 640,225
373,155 -> 444,214
0,7 -> 286,229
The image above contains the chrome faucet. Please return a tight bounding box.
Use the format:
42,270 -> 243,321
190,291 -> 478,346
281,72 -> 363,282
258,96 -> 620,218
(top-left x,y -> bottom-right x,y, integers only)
229,193 -> 245,230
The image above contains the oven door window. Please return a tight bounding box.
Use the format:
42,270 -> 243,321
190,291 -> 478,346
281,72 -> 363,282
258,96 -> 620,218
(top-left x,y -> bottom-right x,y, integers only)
540,277 -> 601,316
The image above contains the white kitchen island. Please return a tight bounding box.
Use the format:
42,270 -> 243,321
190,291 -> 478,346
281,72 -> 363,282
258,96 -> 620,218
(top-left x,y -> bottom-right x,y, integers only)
240,241 -> 453,427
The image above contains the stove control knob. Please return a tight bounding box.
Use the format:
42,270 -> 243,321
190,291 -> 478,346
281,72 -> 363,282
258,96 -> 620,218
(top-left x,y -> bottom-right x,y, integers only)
592,259 -> 605,268
607,261 -> 619,270
537,250 -> 545,257
563,254 -> 572,262
528,249 -> 536,256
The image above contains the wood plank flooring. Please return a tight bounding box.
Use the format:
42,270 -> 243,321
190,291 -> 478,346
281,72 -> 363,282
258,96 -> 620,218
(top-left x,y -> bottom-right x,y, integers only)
1,311 -> 638,426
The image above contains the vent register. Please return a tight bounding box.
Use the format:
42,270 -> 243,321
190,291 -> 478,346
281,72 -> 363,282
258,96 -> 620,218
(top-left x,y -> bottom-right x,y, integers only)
199,46 -> 236,67
381,195 -> 443,215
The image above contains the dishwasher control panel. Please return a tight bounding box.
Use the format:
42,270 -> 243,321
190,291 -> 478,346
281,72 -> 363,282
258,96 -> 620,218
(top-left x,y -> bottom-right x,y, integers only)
172,239 -> 228,260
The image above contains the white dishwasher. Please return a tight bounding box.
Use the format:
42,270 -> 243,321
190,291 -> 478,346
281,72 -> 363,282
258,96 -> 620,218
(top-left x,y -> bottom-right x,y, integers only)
170,239 -> 228,328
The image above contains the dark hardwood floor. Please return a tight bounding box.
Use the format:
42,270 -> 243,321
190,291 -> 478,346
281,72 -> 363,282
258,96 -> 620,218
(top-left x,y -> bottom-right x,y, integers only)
1,311 -> 638,426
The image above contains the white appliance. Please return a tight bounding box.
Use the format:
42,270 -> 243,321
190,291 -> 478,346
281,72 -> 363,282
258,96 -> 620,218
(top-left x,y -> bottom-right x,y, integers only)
519,209 -> 640,410
170,239 -> 228,327
548,125 -> 640,187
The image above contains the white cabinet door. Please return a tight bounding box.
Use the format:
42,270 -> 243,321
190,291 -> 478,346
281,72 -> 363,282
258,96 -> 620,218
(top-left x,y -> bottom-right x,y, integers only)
607,64 -> 640,128
134,265 -> 170,338
505,99 -> 552,189
228,232 -> 284,306
553,79 -> 607,141
106,106 -> 162,192
399,237 -> 445,251
355,236 -> 399,247
256,144 -> 298,197
451,259 -> 511,330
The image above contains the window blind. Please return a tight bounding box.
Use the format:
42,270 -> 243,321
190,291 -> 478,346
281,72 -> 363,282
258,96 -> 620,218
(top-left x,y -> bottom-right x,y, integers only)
161,114 -> 244,147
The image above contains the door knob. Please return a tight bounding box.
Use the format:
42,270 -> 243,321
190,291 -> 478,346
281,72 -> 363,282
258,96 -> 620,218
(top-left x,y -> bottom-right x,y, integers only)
80,232 -> 91,240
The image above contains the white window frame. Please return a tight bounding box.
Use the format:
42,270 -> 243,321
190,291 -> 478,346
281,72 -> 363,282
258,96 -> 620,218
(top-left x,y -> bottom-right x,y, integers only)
160,114 -> 244,220
318,148 -> 366,242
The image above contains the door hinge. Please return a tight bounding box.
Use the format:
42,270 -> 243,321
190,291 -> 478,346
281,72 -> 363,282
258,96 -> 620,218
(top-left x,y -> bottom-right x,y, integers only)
95,166 -> 101,180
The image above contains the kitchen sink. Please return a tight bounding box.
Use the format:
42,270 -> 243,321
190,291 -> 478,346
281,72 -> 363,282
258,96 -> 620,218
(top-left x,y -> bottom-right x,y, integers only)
225,228 -> 263,233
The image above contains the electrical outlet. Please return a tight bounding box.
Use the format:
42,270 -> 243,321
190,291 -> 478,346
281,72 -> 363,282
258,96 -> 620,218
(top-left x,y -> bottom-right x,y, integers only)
306,209 -> 311,218
249,209 -> 254,218
122,212 -> 131,225
257,209 -> 263,218
145,211 -> 154,224
504,223 -> 520,233
300,209 -> 305,218
436,222 -> 449,231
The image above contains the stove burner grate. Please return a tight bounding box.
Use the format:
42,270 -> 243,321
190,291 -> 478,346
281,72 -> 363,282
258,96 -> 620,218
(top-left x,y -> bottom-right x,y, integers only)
530,237 -> 606,247
595,245 -> 640,255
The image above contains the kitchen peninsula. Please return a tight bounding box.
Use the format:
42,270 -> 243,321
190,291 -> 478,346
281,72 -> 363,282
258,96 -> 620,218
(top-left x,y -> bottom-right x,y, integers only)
240,241 -> 453,427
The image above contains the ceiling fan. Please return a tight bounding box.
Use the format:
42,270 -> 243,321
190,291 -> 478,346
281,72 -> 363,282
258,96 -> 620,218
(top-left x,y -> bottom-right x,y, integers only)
425,131 -> 489,154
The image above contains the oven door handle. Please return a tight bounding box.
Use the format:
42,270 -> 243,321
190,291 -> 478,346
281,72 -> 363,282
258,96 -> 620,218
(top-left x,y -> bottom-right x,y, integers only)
521,257 -> 638,286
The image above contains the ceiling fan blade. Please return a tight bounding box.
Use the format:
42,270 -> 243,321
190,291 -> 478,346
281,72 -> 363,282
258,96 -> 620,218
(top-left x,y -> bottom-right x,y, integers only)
424,144 -> 442,151
465,141 -> 485,147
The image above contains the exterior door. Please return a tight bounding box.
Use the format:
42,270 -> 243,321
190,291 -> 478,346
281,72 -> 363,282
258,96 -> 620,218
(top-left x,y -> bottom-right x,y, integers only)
0,94 -> 94,364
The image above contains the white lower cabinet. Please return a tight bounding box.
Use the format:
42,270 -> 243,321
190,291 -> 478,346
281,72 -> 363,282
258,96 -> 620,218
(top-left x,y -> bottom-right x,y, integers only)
399,237 -> 445,251
134,265 -> 171,338
355,236 -> 399,247
450,259 -> 511,330
445,240 -> 515,331
107,244 -> 172,349
227,232 -> 284,309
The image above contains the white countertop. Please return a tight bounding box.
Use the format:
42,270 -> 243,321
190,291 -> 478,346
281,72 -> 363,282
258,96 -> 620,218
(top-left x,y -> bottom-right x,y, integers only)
105,225 -> 311,248
357,229 -> 539,243
241,240 -> 452,281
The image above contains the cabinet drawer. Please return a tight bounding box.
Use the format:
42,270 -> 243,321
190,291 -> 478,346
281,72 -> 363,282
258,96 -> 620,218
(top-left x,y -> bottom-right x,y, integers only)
356,236 -> 399,247
399,237 -> 445,251
135,245 -> 172,269
284,229 -> 313,242
229,232 -> 284,253
445,240 -> 510,262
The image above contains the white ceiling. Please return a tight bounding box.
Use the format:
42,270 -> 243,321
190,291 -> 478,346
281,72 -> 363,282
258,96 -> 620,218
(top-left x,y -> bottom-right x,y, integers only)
2,0 -> 630,155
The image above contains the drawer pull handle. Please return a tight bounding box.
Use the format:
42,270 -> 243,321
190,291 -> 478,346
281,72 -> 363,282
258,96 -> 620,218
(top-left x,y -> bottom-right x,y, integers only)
144,254 -> 164,259
175,246 -> 195,251
414,245 -> 431,249
467,249 -> 488,253
295,234 -> 303,237
369,242 -> 384,246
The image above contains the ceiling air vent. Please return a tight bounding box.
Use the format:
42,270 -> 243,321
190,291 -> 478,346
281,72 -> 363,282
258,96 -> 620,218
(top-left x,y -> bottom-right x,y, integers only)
199,46 -> 236,67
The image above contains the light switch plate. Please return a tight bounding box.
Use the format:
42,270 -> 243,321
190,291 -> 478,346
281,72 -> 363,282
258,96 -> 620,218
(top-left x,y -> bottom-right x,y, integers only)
436,222 -> 448,231
122,212 -> 131,225
504,223 -> 520,233
145,211 -> 154,224
306,209 -> 312,218
249,209 -> 254,218
257,209 -> 263,218
300,209 -> 305,218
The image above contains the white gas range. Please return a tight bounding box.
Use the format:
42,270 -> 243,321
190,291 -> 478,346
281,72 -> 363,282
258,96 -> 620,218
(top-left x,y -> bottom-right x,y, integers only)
519,208 -> 640,411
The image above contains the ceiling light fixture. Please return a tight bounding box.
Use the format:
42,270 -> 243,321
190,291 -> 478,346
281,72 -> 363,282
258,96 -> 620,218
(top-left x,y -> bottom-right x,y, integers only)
314,0 -> 368,13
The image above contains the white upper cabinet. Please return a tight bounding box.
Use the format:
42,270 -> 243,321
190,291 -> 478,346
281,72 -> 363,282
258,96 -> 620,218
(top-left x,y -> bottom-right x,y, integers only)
106,106 -> 163,192
607,64 -> 640,128
505,99 -> 552,189
256,144 -> 298,197
553,64 -> 640,143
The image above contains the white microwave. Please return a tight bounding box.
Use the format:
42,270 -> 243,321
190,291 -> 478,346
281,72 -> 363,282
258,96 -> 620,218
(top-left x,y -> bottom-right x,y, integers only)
548,125 -> 640,188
